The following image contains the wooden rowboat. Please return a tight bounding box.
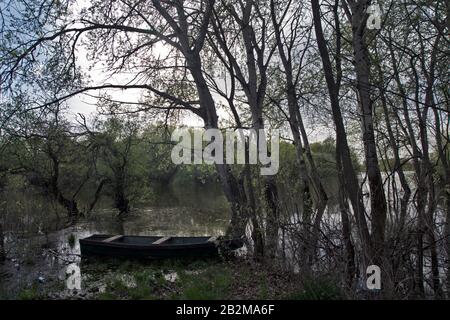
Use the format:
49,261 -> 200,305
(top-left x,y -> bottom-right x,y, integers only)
79,234 -> 244,259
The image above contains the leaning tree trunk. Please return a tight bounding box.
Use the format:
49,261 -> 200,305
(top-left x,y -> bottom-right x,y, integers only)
87,178 -> 109,214
298,110 -> 329,266
111,166 -> 130,217
57,194 -> 80,218
187,55 -> 259,251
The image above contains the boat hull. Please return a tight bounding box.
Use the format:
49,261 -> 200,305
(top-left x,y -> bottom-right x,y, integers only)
79,234 -> 242,259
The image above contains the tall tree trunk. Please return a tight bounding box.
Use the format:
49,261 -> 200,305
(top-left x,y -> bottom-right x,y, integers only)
242,1 -> 280,260
311,0 -> 372,266
209,2 -> 270,258
348,0 -> 387,266
242,164 -> 265,259
212,0 -> 280,259
337,149 -> 356,287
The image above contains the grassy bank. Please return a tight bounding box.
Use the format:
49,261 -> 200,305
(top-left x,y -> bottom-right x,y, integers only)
7,257 -> 344,300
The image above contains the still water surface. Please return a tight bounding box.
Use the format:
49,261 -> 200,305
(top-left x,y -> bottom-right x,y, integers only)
0,206 -> 230,297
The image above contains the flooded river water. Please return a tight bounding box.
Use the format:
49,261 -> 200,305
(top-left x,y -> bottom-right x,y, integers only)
0,206 -> 230,299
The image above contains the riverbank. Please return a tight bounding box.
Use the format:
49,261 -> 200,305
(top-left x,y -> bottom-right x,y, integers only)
1,255 -> 344,300
0,207 -> 345,300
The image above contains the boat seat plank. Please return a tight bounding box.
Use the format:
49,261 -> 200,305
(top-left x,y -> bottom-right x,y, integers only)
153,236 -> 171,245
103,235 -> 123,243
207,236 -> 218,243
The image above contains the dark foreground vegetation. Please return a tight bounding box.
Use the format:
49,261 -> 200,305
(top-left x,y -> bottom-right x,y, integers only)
1,0 -> 449,300
3,255 -> 347,300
